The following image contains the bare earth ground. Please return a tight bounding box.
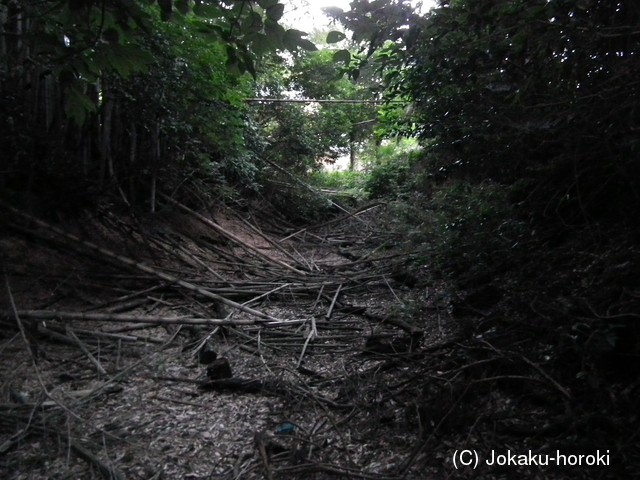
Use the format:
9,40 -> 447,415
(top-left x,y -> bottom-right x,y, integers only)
0,201 -> 459,480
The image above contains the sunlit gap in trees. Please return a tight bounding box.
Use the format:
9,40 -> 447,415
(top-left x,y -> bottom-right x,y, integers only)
283,0 -> 437,35
279,1 -> 436,172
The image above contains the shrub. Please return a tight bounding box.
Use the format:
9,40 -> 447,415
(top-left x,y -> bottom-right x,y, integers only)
364,149 -> 422,199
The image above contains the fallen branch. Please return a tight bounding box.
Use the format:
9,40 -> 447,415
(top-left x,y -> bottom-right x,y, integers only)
233,212 -> 305,268
86,283 -> 169,312
261,156 -> 360,222
68,327 -> 163,344
254,431 -> 274,480
69,438 -> 126,480
4,271 -> 39,363
280,202 -> 384,242
326,284 -> 342,319
363,310 -> 423,337
159,193 -> 307,276
520,355 -> 572,399
0,201 -> 285,323
66,328 -> 107,375
1,310 -> 305,327
311,284 -> 325,311
297,316 -> 318,368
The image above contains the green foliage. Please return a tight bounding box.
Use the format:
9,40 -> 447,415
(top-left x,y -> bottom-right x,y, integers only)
310,170 -> 365,191
363,142 -> 421,198
322,0 -> 421,58
385,180 -> 526,278
332,0 -> 640,227
250,46 -> 380,175
262,178 -> 339,222
110,20 -> 257,186
374,98 -> 416,139
0,0 -> 270,209
365,159 -> 413,199
289,49 -> 358,100
1,0 -> 317,130
183,0 -> 318,72
399,0 -> 640,223
333,49 -> 352,64
326,31 -> 347,44
63,81 -> 98,126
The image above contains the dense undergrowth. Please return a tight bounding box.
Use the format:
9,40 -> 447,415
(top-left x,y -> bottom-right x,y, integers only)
338,143 -> 640,478
2,132 -> 639,478
2,0 -> 640,476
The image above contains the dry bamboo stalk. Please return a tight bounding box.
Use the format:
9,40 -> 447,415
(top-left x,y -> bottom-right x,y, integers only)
233,212 -> 305,268
172,239 -> 229,282
70,327 -> 157,343
296,316 -> 317,368
66,328 -> 107,375
86,283 -> 168,312
357,242 -> 391,263
331,251 -> 410,269
147,226 -> 230,282
363,311 -> 422,336
70,438 -> 126,480
291,244 -> 313,269
326,284 -> 342,319
149,233 -> 219,278
0,201 -> 285,322
311,284 -> 325,311
3,310 -> 305,327
261,156 -> 360,221
159,193 -> 306,276
238,284 -> 290,309
34,325 -> 79,347
280,203 -> 384,242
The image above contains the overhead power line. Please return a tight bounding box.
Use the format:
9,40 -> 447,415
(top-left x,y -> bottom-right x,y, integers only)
243,98 -> 405,104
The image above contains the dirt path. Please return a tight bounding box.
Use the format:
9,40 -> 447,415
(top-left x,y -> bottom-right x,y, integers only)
0,201 -> 457,480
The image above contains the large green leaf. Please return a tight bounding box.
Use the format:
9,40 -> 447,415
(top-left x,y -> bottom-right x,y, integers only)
241,50 -> 257,78
283,29 -> 316,52
69,57 -> 99,82
195,23 -> 224,42
64,85 -> 97,126
257,0 -> 279,9
333,49 -> 351,63
251,33 -> 274,56
107,43 -> 155,77
225,45 -> 240,75
264,18 -> 285,49
242,11 -> 263,34
297,39 -> 317,52
283,30 -> 299,52
285,29 -> 308,39
326,31 -> 346,44
266,3 -> 285,22
103,28 -> 120,43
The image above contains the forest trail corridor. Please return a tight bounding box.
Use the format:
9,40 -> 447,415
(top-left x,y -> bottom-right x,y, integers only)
0,200 -> 456,480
